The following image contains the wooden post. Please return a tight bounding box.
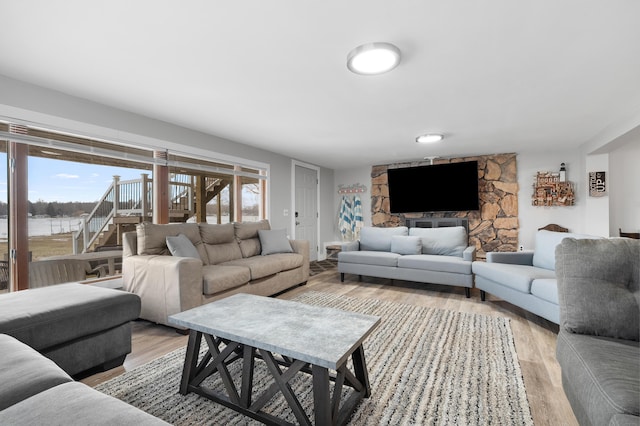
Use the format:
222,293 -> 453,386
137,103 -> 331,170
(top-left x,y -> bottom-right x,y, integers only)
141,173 -> 149,220
195,175 -> 207,223
233,166 -> 242,222
112,175 -> 120,217
153,151 -> 169,224
8,141 -> 29,291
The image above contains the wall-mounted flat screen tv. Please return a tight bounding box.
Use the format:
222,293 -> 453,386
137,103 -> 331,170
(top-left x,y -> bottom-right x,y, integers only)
387,161 -> 480,213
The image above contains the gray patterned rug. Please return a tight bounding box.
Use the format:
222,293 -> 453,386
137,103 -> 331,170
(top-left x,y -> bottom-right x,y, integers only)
96,291 -> 533,425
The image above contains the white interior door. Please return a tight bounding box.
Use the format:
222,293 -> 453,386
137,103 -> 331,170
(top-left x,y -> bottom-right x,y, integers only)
294,164 -> 318,261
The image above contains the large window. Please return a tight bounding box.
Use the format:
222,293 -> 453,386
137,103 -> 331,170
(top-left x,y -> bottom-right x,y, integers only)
0,121 -> 269,291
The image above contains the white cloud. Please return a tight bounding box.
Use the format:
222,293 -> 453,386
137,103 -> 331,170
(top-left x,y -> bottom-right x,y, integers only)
54,173 -> 80,179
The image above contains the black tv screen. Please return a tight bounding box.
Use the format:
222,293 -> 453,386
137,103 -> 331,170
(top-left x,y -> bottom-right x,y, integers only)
387,161 -> 479,213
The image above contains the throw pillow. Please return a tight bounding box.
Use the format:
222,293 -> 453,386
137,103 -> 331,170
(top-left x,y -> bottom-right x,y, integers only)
258,229 -> 293,255
390,235 -> 422,255
166,234 -> 201,259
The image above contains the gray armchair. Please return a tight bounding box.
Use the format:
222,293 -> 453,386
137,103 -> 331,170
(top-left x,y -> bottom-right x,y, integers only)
555,237 -> 639,426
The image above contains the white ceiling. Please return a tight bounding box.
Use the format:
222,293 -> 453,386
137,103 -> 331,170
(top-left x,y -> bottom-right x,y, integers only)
1,1 -> 639,169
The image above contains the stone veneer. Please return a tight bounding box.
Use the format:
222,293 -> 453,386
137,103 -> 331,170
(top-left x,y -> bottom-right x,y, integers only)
371,153 -> 518,258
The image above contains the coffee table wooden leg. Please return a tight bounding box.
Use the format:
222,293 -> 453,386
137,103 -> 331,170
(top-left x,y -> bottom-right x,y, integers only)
180,330 -> 202,395
312,364 -> 332,425
352,345 -> 371,398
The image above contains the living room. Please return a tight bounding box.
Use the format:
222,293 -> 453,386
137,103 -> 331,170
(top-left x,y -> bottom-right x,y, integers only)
0,2 -> 639,425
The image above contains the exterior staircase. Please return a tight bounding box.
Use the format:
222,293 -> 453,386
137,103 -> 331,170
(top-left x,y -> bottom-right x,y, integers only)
73,173 -> 230,253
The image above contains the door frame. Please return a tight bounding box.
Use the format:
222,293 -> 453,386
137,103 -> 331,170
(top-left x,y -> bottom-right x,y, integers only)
291,160 -> 320,261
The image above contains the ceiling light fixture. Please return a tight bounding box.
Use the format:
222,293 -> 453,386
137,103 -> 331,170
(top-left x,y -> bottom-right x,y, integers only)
416,134 -> 444,144
347,42 -> 401,75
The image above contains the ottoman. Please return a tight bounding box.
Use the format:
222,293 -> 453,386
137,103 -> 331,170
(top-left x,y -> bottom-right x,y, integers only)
0,283 -> 140,376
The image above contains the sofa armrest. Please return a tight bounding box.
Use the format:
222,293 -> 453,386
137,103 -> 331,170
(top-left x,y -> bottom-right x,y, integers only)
486,251 -> 534,265
289,239 -> 310,280
123,255 -> 203,326
463,246 -> 476,262
341,241 -> 360,251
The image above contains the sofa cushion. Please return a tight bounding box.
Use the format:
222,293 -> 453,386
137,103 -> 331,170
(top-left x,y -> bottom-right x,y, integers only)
199,222 -> 236,244
557,331 -> 640,426
409,226 -> 467,257
359,226 -> 408,251
202,265 -> 250,295
136,222 -> 207,262
390,235 -> 422,255
531,279 -> 559,304
398,254 -> 472,275
166,234 -> 200,259
259,229 -> 293,255
338,250 -> 401,267
556,238 -> 639,341
223,253 -> 304,280
0,334 -> 72,411
472,261 -> 556,293
205,242 -> 243,265
0,283 -> 140,352
235,220 -> 271,258
532,230 -> 601,271
0,382 -> 169,425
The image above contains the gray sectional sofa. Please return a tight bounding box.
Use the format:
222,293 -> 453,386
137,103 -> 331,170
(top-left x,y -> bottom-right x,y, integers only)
555,237 -> 639,425
123,220 -> 309,327
472,229 -> 600,324
0,333 -> 167,425
0,283 -> 140,376
338,225 -> 475,297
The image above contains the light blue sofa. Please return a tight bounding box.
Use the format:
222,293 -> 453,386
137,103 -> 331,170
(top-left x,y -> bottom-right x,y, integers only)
472,230 -> 600,324
338,226 -> 476,297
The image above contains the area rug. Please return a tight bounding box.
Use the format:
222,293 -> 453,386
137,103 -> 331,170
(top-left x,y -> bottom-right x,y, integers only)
308,258 -> 337,276
96,291 -> 533,425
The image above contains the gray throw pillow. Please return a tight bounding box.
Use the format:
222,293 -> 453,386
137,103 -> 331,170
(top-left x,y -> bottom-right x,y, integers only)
166,234 -> 201,259
390,235 -> 422,255
556,238 -> 639,341
258,229 -> 293,255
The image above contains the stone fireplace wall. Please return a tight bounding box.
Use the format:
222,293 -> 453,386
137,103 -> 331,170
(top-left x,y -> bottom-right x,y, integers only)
370,153 -> 518,258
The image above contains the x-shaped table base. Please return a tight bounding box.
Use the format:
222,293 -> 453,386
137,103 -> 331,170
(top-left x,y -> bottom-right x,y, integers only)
179,330 -> 371,426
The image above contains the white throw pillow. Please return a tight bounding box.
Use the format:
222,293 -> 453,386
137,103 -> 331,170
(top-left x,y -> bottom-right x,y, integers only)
390,235 -> 422,255
258,229 -> 293,255
166,233 -> 201,259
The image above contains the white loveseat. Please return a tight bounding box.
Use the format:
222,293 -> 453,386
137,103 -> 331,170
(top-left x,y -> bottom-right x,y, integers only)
338,226 -> 476,297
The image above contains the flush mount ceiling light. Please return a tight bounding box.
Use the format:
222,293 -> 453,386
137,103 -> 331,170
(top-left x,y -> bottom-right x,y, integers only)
347,42 -> 401,75
416,134 -> 444,144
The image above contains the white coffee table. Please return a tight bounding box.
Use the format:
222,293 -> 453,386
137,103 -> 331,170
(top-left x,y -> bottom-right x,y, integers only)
168,293 -> 380,426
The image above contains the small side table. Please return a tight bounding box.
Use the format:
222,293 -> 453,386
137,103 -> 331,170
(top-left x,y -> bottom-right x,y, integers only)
326,244 -> 342,260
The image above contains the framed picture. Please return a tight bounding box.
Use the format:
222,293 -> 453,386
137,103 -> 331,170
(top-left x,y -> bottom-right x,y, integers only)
589,171 -> 607,197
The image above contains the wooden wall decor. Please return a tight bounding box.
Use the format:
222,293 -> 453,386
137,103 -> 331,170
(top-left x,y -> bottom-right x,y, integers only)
531,172 -> 575,206
371,153 -> 519,258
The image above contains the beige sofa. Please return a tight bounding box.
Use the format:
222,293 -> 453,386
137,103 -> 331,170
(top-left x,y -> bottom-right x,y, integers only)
123,220 -> 309,327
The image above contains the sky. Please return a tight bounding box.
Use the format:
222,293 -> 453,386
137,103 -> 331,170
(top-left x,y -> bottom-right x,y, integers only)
0,155 -> 259,205
0,156 -> 150,203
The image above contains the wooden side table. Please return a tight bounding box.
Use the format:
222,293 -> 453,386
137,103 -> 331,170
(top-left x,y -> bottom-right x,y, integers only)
326,244 -> 342,260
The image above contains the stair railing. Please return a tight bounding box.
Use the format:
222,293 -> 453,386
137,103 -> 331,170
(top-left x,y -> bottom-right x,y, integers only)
73,173 -> 195,253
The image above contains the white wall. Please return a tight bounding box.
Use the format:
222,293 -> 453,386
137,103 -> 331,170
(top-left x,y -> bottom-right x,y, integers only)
609,139 -> 640,234
517,151 -> 587,249
584,153 -> 610,237
0,74 -> 336,244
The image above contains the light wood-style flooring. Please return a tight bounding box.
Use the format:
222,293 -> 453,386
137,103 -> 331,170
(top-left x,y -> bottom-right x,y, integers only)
82,269 -> 578,425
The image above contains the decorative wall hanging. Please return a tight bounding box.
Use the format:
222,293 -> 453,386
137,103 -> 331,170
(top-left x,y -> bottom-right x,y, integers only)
588,171 -> 607,197
337,183 -> 367,194
532,171 -> 575,206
